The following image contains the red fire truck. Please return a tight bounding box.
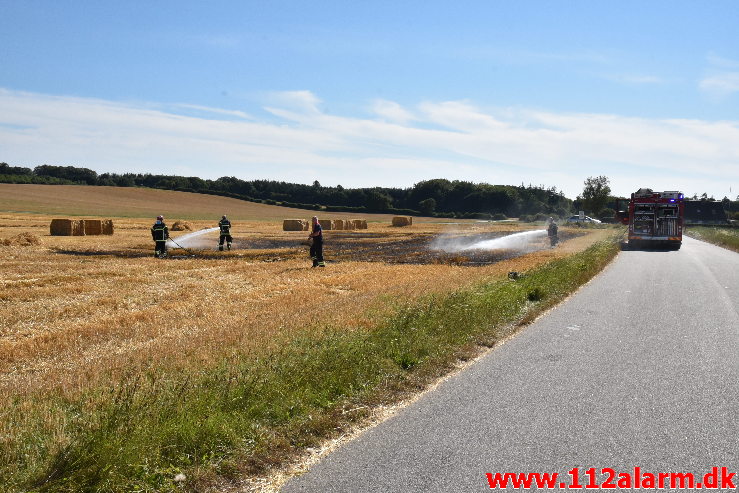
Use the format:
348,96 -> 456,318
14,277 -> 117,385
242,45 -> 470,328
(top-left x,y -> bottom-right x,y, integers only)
616,189 -> 684,249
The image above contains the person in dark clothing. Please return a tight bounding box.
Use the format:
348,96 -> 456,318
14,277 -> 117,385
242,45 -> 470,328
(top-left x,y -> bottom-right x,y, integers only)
547,217 -> 559,247
308,216 -> 325,267
218,215 -> 232,251
151,215 -> 169,258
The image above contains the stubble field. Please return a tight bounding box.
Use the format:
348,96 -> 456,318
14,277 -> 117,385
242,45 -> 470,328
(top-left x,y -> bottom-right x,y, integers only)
0,185 -> 613,491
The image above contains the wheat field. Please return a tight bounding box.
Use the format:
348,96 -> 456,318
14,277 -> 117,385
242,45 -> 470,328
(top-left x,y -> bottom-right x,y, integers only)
0,211 -> 605,398
0,187 -> 610,489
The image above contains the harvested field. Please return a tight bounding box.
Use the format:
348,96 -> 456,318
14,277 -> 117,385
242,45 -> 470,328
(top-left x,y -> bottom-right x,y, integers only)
1,232 -> 42,246
0,213 -> 606,399
0,189 -> 616,491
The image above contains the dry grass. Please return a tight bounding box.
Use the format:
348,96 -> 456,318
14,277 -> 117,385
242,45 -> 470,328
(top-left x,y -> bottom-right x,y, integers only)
0,188 -> 612,490
0,211 -> 606,403
0,184 -> 438,223
0,232 -> 42,246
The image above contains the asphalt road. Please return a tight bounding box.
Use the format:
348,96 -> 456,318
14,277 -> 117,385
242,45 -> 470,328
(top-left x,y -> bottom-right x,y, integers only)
282,236 -> 738,492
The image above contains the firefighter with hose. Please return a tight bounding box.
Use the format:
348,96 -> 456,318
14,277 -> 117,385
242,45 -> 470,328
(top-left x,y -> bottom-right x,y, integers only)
218,215 -> 232,251
308,216 -> 325,267
151,215 -> 169,258
547,217 -> 559,247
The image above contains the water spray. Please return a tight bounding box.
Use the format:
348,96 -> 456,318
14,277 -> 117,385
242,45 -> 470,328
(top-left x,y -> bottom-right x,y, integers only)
431,229 -> 548,254
166,236 -> 196,256
165,226 -> 221,255
460,230 -> 547,251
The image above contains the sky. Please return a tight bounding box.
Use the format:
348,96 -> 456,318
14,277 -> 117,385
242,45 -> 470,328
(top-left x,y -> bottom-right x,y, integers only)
1,1 -> 738,200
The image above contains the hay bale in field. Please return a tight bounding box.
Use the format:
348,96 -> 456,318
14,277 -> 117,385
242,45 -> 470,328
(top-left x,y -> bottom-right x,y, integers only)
171,221 -> 192,231
51,219 -> 85,235
392,216 -> 413,227
344,219 -> 355,230
101,219 -> 114,235
333,219 -> 345,230
83,219 -> 103,235
352,219 -> 367,229
72,220 -> 85,236
303,220 -> 310,231
1,232 -> 42,246
50,219 -> 73,236
283,219 -> 307,231
319,219 -> 333,230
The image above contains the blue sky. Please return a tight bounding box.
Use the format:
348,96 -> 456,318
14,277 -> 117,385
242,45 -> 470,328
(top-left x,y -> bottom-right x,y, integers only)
1,1 -> 738,199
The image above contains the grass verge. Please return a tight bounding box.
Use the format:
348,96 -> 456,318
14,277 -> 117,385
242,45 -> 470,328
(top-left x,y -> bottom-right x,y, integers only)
5,235 -> 620,492
685,225 -> 739,253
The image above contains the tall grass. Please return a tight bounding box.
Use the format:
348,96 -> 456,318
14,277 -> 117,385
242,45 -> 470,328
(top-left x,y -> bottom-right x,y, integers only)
4,236 -> 620,492
685,225 -> 739,252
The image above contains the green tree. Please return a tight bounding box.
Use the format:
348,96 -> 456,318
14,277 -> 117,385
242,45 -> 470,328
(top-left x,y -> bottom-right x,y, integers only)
418,198 -> 436,215
365,189 -> 392,211
580,176 -> 611,214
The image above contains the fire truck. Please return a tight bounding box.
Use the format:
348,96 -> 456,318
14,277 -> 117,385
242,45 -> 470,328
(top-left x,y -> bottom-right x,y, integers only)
616,189 -> 684,249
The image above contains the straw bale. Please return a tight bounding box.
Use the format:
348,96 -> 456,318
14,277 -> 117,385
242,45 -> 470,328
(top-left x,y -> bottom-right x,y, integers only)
344,219 -> 355,230
303,220 -> 310,231
333,219 -> 345,230
72,220 -> 85,236
52,218 -> 85,235
50,219 -> 73,236
392,216 -> 413,227
1,232 -> 42,246
101,219 -> 114,235
171,221 -> 192,231
83,219 -> 103,235
283,219 -> 307,231
319,219 -> 333,230
352,219 -> 367,229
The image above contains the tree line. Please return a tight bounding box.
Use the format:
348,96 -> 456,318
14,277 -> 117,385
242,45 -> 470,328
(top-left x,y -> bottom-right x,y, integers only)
2,162 -> 737,220
0,162 -> 576,219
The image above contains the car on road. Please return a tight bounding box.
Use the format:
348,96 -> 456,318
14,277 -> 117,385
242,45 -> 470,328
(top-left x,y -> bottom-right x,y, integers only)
565,215 -> 602,224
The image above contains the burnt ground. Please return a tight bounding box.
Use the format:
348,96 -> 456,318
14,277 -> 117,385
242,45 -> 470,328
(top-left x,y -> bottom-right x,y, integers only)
232,230 -> 584,266
48,230 -> 584,265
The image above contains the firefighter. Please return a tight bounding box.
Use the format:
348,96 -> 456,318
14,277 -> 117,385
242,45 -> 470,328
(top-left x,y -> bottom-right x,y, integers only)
547,217 -> 559,247
308,216 -> 325,267
151,215 -> 169,258
218,215 -> 232,251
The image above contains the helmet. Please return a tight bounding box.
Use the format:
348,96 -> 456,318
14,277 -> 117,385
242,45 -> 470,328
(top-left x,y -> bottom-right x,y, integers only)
157,215 -> 164,221
222,215 -> 227,219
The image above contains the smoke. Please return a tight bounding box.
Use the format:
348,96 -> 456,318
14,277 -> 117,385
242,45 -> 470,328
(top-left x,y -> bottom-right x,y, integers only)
431,229 -> 548,253
167,227 -> 220,250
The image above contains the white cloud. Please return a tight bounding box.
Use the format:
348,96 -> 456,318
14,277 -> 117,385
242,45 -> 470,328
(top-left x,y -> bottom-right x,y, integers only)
0,88 -> 737,199
371,99 -> 415,124
706,52 -> 739,69
264,90 -> 323,115
700,73 -> 739,98
170,103 -> 253,120
700,53 -> 739,99
603,74 -> 664,85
